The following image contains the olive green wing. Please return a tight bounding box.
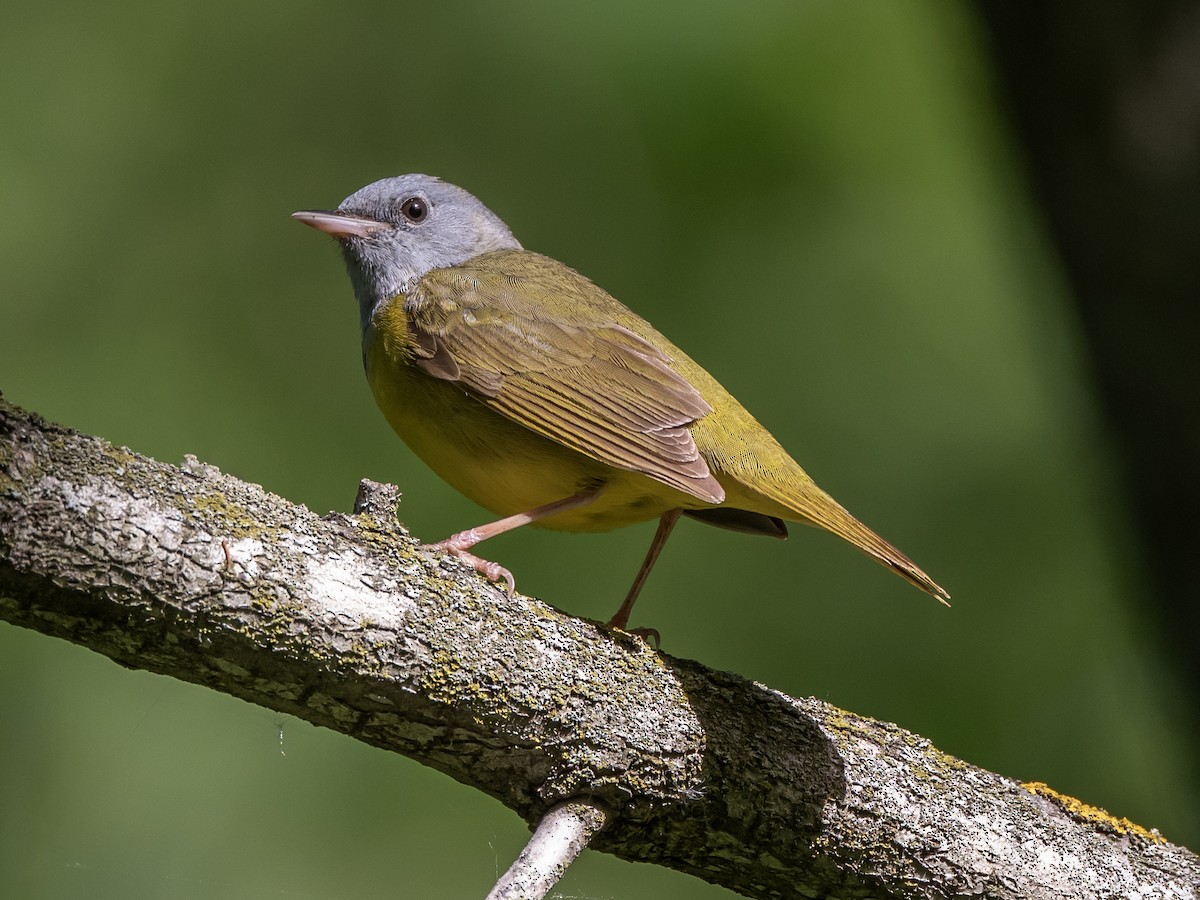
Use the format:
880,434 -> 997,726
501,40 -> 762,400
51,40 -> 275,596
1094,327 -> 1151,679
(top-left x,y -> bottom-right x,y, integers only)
406,254 -> 725,504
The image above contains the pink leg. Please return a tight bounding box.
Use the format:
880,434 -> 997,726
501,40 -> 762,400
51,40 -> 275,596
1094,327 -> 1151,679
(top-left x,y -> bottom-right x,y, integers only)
607,508 -> 682,635
430,489 -> 601,593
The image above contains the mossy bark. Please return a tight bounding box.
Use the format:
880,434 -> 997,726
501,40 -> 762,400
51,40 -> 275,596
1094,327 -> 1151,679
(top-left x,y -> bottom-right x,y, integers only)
2,396 -> 1196,899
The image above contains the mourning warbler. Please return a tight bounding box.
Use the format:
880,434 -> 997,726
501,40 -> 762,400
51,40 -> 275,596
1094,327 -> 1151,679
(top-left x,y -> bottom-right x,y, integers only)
294,174 -> 949,632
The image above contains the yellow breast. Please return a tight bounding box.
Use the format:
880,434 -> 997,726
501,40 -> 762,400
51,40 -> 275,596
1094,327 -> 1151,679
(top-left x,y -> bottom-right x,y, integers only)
362,298 -> 696,532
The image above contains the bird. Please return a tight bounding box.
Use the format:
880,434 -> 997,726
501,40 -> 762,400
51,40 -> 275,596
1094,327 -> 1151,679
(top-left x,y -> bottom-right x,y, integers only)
294,174 -> 948,635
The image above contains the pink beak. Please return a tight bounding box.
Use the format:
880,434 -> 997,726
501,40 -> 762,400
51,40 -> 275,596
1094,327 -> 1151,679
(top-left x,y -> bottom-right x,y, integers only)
292,210 -> 388,238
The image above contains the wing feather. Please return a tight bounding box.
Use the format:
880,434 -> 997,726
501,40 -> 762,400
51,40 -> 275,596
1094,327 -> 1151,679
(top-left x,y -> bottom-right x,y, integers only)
407,252 -> 724,503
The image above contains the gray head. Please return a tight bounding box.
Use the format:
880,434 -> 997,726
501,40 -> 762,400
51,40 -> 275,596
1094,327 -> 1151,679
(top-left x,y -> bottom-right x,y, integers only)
293,174 -> 522,325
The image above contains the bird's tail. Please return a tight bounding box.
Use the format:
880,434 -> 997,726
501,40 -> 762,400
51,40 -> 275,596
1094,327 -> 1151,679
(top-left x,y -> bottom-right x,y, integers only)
785,483 -> 950,604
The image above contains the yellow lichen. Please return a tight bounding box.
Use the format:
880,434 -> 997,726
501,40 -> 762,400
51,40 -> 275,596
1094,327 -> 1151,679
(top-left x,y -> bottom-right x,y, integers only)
188,490 -> 278,539
102,445 -> 138,467
1021,781 -> 1166,844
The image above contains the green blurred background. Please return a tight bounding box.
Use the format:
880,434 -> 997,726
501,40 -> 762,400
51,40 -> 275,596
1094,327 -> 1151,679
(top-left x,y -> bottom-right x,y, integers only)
2,2 -> 1195,897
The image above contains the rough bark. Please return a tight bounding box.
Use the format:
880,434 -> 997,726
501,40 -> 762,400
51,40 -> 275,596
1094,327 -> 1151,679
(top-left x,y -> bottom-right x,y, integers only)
1,395 -> 1196,899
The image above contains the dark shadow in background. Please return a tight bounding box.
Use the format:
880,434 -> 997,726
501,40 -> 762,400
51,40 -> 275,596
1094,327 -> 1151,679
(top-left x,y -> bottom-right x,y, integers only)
976,2 -> 1200,781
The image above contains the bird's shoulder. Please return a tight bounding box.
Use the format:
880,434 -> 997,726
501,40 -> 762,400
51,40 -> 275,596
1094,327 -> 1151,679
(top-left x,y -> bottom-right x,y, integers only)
413,249 -> 650,327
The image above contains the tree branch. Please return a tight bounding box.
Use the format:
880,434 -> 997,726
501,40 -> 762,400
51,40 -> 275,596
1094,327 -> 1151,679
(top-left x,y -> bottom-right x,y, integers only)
1,395 -> 1195,899
486,798 -> 612,899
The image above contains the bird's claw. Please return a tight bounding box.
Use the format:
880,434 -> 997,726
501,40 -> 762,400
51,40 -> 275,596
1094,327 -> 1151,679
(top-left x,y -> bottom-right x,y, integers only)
605,620 -> 661,649
627,627 -> 661,648
430,538 -> 516,593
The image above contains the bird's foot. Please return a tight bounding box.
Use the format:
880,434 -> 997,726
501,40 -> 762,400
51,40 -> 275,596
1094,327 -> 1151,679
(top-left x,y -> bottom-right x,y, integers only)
430,533 -> 516,593
605,619 -> 661,649
628,627 -> 661,648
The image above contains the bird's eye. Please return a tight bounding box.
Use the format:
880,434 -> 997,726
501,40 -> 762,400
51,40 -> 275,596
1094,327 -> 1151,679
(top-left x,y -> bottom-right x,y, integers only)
400,196 -> 428,223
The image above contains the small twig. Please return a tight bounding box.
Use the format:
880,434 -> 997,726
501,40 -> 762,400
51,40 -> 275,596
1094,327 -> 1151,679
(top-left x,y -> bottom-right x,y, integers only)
486,799 -> 612,900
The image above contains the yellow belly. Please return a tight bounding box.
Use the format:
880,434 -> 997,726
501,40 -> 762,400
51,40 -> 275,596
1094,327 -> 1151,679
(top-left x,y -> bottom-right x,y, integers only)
364,325 -> 697,532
